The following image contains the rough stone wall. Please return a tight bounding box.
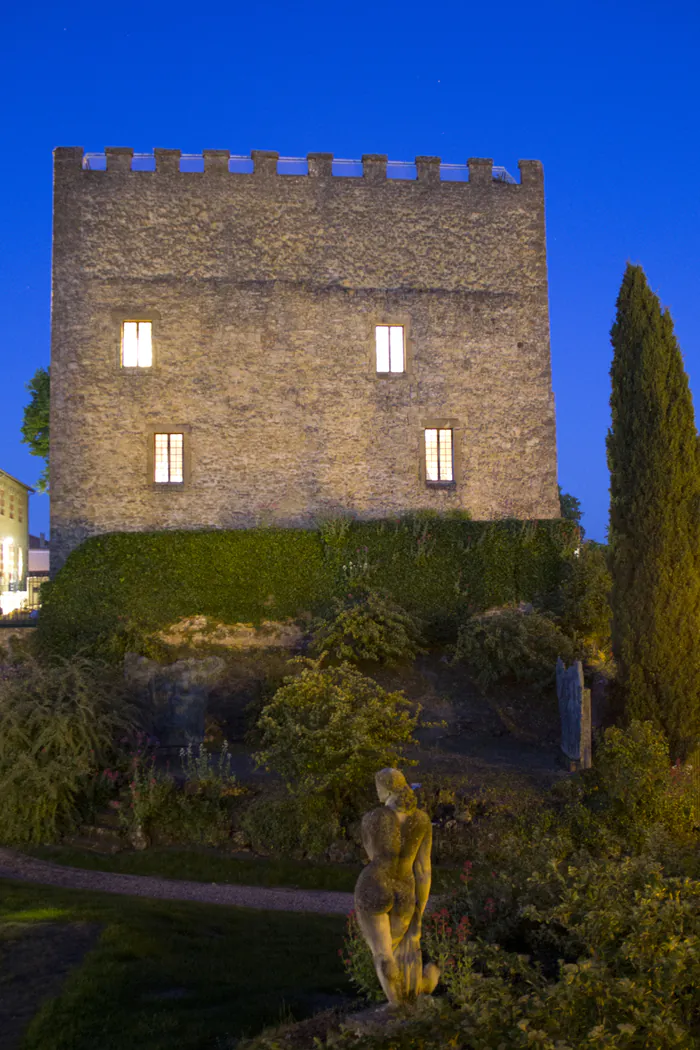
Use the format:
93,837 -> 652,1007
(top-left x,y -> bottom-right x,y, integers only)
50,148 -> 559,571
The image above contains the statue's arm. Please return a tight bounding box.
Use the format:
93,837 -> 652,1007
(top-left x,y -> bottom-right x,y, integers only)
413,820 -> 433,932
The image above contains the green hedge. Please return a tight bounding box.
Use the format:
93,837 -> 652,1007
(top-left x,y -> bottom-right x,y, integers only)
38,517 -> 577,659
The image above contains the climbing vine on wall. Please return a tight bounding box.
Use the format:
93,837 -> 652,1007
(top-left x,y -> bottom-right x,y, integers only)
38,517 -> 577,660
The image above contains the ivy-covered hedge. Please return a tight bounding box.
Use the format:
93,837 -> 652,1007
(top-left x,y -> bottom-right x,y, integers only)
38,517 -> 577,659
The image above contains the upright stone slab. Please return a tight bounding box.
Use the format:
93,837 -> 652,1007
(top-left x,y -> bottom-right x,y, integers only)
556,658 -> 592,770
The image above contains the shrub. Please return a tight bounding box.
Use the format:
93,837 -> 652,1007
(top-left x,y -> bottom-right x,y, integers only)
310,589 -> 426,667
452,607 -> 577,689
38,518 -> 577,660
254,659 -> 418,815
0,656 -> 140,843
577,720 -> 699,849
559,541 -> 612,648
240,791 -> 341,858
417,853 -> 700,1050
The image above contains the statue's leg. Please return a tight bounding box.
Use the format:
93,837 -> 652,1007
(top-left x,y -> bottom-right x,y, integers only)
389,908 -> 413,956
356,910 -> 402,1005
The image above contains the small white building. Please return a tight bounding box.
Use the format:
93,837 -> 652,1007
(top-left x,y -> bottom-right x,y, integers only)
0,469 -> 33,615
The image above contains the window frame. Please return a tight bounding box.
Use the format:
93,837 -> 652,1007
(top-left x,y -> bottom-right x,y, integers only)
370,317 -> 411,378
112,308 -> 161,372
146,425 -> 191,489
420,418 -> 460,489
121,320 -> 154,369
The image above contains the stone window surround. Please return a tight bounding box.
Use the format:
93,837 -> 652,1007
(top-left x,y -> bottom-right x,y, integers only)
419,418 -> 460,488
146,424 -> 191,490
369,315 -> 412,377
111,308 -> 162,372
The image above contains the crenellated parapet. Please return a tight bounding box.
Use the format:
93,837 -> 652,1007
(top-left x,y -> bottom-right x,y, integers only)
54,146 -> 542,187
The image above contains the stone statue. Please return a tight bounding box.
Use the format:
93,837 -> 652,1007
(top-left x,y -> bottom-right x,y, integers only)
354,768 -> 440,1005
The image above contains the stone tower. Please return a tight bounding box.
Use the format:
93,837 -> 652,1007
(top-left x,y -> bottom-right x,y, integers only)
50,147 -> 559,571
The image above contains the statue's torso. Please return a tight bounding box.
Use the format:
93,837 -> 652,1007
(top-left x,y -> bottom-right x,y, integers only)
354,805 -> 430,916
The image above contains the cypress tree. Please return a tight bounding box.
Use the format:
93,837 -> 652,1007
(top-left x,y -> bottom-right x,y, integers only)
607,263 -> 700,756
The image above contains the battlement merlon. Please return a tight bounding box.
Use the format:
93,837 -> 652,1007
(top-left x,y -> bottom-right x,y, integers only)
518,159 -> 544,189
53,147 -> 544,188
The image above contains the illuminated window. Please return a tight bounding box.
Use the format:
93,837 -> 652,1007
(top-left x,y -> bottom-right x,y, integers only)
122,321 -> 153,368
154,433 -> 184,484
375,325 -> 405,373
425,428 -> 454,483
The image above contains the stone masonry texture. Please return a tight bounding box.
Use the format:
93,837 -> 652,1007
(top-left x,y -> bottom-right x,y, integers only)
50,149 -> 560,571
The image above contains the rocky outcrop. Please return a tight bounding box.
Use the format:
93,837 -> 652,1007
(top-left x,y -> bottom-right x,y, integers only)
124,652 -> 226,747
156,616 -> 304,651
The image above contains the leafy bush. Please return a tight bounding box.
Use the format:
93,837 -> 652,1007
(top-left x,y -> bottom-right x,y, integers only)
38,518 -> 577,660
576,720 -> 699,850
452,607 -> 577,689
416,854 -> 700,1050
254,659 -> 418,815
310,589 -> 425,667
559,541 -> 612,648
239,791 -> 341,859
0,656 -> 140,843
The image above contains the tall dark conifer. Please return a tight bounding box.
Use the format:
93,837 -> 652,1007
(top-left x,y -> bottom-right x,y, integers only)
607,264 -> 700,756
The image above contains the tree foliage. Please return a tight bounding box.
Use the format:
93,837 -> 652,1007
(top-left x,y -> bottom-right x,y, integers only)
607,264 -> 700,756
20,366 -> 50,492
558,485 -> 585,538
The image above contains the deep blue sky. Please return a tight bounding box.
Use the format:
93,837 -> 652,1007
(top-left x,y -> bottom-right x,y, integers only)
2,1 -> 699,542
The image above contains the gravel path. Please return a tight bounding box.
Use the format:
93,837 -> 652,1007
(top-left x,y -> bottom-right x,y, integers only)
0,848 -> 354,915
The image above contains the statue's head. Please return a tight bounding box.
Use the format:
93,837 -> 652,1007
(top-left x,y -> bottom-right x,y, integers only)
375,768 -> 417,813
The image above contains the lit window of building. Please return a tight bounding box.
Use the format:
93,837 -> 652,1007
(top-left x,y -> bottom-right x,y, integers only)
122,321 -> 153,368
154,433 -> 184,483
425,428 -> 454,483
375,325 -> 405,373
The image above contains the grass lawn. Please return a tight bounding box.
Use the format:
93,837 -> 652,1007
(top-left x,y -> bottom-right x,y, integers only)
28,845 -> 463,894
0,879 -> 350,1050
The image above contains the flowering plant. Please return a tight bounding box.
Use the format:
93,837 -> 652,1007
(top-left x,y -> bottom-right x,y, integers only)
116,736 -> 170,836
179,740 -> 241,798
